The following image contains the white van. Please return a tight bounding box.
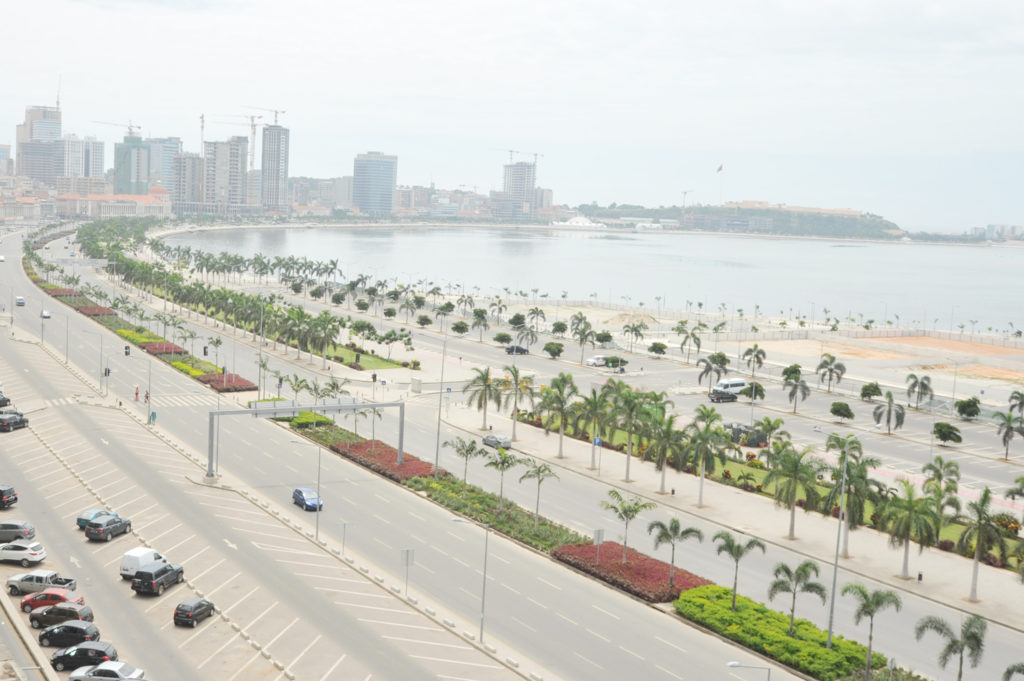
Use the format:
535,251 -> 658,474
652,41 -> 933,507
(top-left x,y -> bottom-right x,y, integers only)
120,547 -> 166,579
713,378 -> 748,395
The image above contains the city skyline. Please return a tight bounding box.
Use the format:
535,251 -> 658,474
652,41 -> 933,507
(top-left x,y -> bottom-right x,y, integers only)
2,1 -> 1021,231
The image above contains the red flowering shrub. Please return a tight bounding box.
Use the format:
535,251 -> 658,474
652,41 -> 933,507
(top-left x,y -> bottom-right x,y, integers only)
330,440 -> 440,482
552,542 -> 713,602
47,288 -> 77,297
77,306 -> 117,316
140,342 -> 186,355
347,362 -> 364,371
198,373 -> 256,392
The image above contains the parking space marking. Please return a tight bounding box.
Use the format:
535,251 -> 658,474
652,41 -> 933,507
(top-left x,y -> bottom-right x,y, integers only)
333,601 -> 417,614
383,635 -> 470,650
134,512 -> 170,532
189,558 -> 227,581
201,571 -> 241,599
408,655 -> 504,669
357,619 -> 440,632
178,545 -> 211,566
146,522 -> 183,544
281,633 -> 322,675
314,587 -> 391,599
295,573 -> 365,584
161,533 -> 197,555
316,655 -> 346,681
197,628 -> 250,670
144,586 -> 186,613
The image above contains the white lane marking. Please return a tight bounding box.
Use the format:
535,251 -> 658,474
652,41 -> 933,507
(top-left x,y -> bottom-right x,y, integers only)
314,587 -> 390,599
526,597 -> 548,610
501,583 -> 521,595
382,635 -> 471,650
593,604 -> 620,619
101,438 -> 109,445
371,513 -> 391,525
407,511 -> 425,521
557,612 -> 578,626
619,645 -> 644,660
408,655 -> 502,669
510,616 -> 536,633
332,601 -> 417,614
655,635 -> 687,654
536,576 -> 562,590
587,628 -> 610,642
357,619 -> 439,631
656,664 -> 685,680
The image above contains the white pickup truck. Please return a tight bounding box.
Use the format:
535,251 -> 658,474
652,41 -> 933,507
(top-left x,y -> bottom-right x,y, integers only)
6,569 -> 77,595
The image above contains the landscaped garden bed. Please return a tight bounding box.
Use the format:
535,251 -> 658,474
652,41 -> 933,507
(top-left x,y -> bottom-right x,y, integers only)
552,542 -> 712,602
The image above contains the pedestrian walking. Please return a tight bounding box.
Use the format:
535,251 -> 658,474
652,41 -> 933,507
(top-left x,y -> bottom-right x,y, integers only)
135,387 -> 139,401
144,391 -> 149,404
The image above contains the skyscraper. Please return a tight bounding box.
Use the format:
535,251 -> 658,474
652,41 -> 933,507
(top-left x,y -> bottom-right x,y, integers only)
15,105 -> 62,185
145,137 -> 182,190
55,136 -> 104,179
203,136 -> 248,214
113,136 -> 150,194
352,152 -> 397,217
503,161 -> 536,216
171,152 -> 203,215
261,125 -> 289,213
0,145 -> 10,177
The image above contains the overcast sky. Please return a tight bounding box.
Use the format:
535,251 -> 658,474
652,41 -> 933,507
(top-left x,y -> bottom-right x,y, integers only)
3,0 -> 1021,231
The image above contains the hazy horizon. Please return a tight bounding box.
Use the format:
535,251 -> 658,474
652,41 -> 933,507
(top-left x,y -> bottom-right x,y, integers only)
4,1 -> 1021,232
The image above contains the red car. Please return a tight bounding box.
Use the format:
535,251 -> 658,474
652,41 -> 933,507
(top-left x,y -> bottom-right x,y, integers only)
21,588 -> 84,613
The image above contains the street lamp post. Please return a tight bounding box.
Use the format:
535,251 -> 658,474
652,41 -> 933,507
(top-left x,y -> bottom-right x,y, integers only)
825,441 -> 849,648
433,336 -> 447,480
452,518 -> 490,644
726,661 -> 770,680
291,439 -> 323,543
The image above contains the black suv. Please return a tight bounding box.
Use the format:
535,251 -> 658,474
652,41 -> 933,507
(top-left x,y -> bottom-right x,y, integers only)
173,597 -> 214,627
30,603 -> 94,629
39,620 -> 100,647
708,389 -> 738,403
0,394 -> 10,407
0,485 -> 16,509
0,412 -> 28,432
131,561 -> 184,595
505,345 -> 528,355
84,516 -> 131,542
50,641 -> 117,671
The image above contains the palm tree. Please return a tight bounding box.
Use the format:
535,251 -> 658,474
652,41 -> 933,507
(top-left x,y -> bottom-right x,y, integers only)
742,344 -> 766,377
519,459 -> 559,529
1005,475 -> 1024,524
471,310 -> 490,341
1005,663 -> 1024,681
824,434 -> 881,557
573,321 -> 597,363
573,386 -> 613,470
610,380 -> 646,483
464,367 -> 502,430
646,413 -> 688,494
763,444 -> 824,539
485,448 -> 523,513
622,321 -> 647,353
444,436 -> 486,486
923,454 -> 962,522
915,614 -> 987,681
1009,389 -> 1024,417
906,372 -> 933,409
873,391 -> 906,434
679,327 -> 701,363
600,490 -> 657,564
687,407 -> 730,507
957,486 -> 1007,602
527,306 -> 546,330
816,352 -> 846,392
767,560 -> 828,636
994,411 -> 1023,460
740,381 -> 765,405
842,583 -> 903,680
757,416 -> 789,451
784,377 -> 810,414
646,519 -> 703,589
877,479 -> 939,579
713,530 -> 766,610
696,353 -> 728,390
500,364 -> 535,442
537,372 -> 578,458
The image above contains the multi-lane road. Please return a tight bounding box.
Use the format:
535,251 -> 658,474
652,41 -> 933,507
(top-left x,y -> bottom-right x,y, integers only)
2,229 -> 1022,681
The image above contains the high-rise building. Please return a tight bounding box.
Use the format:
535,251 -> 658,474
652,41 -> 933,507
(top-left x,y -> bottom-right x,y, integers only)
352,152 -> 397,217
145,137 -> 182,190
203,136 -> 248,214
260,125 -> 289,213
171,152 -> 203,215
503,161 -> 536,211
55,136 -> 104,179
113,136 -> 150,194
15,105 -> 62,185
333,176 -> 353,209
0,145 -> 10,176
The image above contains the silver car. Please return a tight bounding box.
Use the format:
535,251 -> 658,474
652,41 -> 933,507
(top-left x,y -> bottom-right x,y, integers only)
69,661 -> 145,680
482,434 -> 511,449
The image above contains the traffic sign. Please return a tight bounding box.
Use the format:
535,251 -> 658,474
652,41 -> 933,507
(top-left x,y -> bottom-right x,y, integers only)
594,437 -> 602,446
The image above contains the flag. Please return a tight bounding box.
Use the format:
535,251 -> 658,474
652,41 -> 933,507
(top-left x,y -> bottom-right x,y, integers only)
716,164 -> 724,173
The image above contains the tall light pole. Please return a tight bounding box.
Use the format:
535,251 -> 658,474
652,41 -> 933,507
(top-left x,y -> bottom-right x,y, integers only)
826,440 -> 849,648
290,439 -> 323,542
726,661 -> 770,680
452,518 -> 490,644
433,336 -> 447,480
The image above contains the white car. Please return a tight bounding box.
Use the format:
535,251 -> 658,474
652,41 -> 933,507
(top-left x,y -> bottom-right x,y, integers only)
584,355 -> 606,367
69,661 -> 146,680
0,540 -> 46,566
41,310 -> 51,319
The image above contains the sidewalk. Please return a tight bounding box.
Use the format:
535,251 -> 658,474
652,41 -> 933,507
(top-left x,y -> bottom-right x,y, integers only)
441,402 -> 1024,634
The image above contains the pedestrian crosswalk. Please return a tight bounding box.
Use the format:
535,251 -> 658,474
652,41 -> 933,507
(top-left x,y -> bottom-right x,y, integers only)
151,393 -> 222,408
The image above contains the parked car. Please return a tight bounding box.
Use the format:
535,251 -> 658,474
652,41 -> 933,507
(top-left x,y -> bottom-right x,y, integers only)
482,433 -> 511,449
130,561 -> 183,596
69,661 -> 143,680
0,394 -> 10,408
0,542 -> 48,567
708,389 -> 738,403
76,509 -> 118,530
0,413 -> 28,432
30,602 -> 94,628
292,488 -> 322,511
50,641 -> 117,672
0,520 -> 35,542
84,516 -> 131,542
7,569 -> 75,595
39,620 -> 100,647
0,484 -> 16,508
584,355 -> 607,366
21,588 -> 85,613
119,547 -> 164,580
505,345 -> 528,355
173,597 -> 215,627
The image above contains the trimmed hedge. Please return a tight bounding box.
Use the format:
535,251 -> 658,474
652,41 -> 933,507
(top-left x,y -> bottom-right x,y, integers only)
674,585 -> 883,681
291,410 -> 333,429
116,328 -> 163,344
171,361 -> 205,378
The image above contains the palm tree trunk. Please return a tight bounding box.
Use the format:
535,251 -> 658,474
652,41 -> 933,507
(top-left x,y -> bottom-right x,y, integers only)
788,505 -> 797,539
659,463 -> 667,495
969,542 -> 981,601
731,565 -> 739,610
698,461 -> 706,507
624,433 -> 633,482
788,592 -> 797,635
866,620 -> 874,680
534,483 -> 541,529
481,398 -> 488,430
557,422 -> 565,458
590,438 -> 597,470
842,510 -> 851,558
511,395 -> 518,441
901,538 -> 911,579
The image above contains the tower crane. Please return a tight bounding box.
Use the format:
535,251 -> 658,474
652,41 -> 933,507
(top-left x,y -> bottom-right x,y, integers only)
681,189 -> 694,210
243,105 -> 285,125
92,120 -> 141,136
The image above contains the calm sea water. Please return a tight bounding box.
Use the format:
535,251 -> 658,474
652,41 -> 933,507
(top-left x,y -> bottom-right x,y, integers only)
163,226 -> 1020,332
